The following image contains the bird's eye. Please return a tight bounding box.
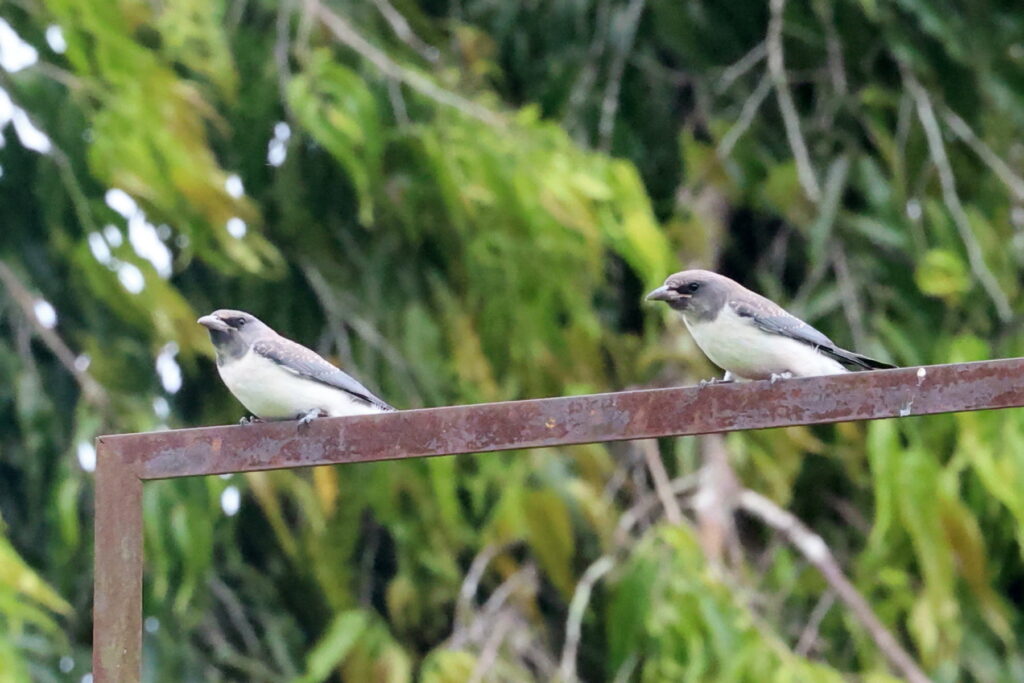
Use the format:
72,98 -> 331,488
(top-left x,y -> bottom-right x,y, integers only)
235,318 -> 246,327
687,282 -> 701,293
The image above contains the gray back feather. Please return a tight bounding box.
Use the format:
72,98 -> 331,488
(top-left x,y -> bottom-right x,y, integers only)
730,298 -> 894,370
253,339 -> 395,411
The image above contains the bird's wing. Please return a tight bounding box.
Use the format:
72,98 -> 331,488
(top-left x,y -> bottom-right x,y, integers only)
253,339 -> 395,411
729,297 -> 894,370
730,297 -> 836,348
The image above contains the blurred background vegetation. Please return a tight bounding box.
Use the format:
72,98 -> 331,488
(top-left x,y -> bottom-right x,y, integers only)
1,0 -> 1023,680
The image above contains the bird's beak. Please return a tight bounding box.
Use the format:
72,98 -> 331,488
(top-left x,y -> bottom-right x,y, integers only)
197,315 -> 230,332
645,285 -> 679,302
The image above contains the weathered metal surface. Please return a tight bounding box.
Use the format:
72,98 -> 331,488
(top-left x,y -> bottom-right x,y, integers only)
92,357 -> 1024,681
95,358 -> 1024,481
92,438 -> 143,682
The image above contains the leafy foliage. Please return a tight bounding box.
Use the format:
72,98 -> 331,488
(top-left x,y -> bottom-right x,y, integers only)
1,0 -> 1023,680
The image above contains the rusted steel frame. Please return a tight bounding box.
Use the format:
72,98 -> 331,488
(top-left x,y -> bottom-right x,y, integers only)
92,357 -> 1024,681
92,437 -> 143,683
95,357 -> 1024,480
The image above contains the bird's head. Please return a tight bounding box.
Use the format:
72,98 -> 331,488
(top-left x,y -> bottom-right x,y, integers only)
197,309 -> 272,360
645,270 -> 729,320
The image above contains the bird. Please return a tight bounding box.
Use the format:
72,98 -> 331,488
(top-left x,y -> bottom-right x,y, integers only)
197,309 -> 394,424
645,270 -> 894,383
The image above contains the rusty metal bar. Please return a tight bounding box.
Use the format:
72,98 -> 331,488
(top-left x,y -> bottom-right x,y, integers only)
93,437 -> 142,682
94,358 -> 1024,480
92,357 -> 1024,681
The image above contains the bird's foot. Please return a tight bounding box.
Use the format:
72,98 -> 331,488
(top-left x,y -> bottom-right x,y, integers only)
769,372 -> 793,385
239,415 -> 263,425
698,375 -> 734,388
297,409 -> 326,427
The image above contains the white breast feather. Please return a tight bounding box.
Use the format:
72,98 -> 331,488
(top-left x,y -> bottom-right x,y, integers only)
683,307 -> 846,380
218,351 -> 383,419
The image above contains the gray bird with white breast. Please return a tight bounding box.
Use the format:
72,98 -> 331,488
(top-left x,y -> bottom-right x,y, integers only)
198,309 -> 394,424
646,270 -> 894,382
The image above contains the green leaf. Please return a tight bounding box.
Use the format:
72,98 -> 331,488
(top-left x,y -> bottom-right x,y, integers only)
420,650 -> 478,683
0,535 -> 71,618
288,51 -> 384,225
292,610 -> 370,683
606,550 -> 656,673
523,490 -> 575,597
915,249 -> 971,298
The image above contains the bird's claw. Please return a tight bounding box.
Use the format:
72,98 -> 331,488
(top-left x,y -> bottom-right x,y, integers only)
698,374 -> 735,388
297,409 -> 325,427
769,372 -> 793,385
239,415 -> 263,425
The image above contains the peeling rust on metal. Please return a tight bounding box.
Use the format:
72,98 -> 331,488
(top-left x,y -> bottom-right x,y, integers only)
92,357 -> 1024,681
89,358 -> 1024,481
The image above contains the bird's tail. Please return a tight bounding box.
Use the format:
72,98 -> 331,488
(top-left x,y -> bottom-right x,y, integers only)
826,347 -> 896,371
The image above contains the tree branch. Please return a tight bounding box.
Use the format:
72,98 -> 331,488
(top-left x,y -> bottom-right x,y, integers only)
274,0 -> 295,100
716,42 -> 766,94
370,0 -> 439,63
902,68 -> 1013,322
767,0 -> 820,202
558,555 -> 615,682
638,439 -> 684,525
451,542 -> 510,646
0,71 -> 98,236
315,5 -> 504,126
738,489 -> 929,683
300,262 -> 422,398
717,74 -> 772,159
816,0 -> 847,98
831,245 -> 867,349
565,0 -> 611,137
795,589 -> 835,656
941,108 -> 1024,203
464,565 -> 537,646
0,261 -> 107,407
693,434 -> 741,567
597,0 -> 646,152
468,611 -> 515,683
614,474 -> 698,547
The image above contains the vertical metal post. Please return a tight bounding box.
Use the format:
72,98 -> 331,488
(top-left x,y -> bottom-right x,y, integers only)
93,438 -> 142,682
